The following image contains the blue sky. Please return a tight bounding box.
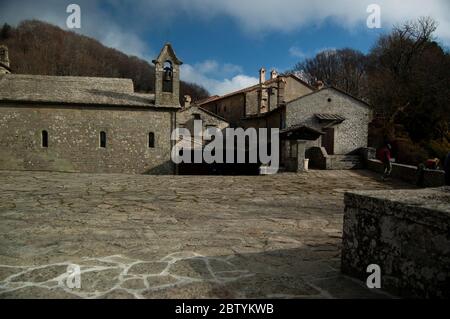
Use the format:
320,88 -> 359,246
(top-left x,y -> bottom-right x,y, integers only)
1,0 -> 449,95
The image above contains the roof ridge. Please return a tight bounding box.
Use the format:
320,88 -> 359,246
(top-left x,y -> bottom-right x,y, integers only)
197,73 -> 315,105
4,73 -> 133,82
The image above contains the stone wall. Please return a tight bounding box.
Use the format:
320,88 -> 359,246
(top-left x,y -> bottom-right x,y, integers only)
177,106 -> 229,132
200,75 -> 313,127
0,104 -> 175,174
200,94 -> 245,127
341,187 -> 450,298
286,88 -> 371,155
367,159 -> 446,187
244,76 -> 313,117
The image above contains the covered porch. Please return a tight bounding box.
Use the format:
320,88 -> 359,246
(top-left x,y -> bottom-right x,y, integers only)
280,125 -> 324,172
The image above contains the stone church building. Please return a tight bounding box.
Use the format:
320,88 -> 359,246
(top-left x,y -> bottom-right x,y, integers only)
0,42 -> 371,174
0,43 -> 200,174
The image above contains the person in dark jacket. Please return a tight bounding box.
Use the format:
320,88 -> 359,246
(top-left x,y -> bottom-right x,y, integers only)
445,151 -> 450,186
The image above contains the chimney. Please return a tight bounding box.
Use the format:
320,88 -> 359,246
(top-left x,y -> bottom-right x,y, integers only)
314,80 -> 324,90
259,67 -> 266,84
183,95 -> 192,108
270,69 -> 278,79
258,68 -> 268,114
0,45 -> 11,74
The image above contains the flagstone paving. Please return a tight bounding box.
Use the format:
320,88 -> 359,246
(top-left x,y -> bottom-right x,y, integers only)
0,170 -> 413,299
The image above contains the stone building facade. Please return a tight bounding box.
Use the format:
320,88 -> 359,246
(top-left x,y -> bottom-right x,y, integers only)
285,88 -> 371,155
0,41 -> 372,175
196,67 -> 372,172
176,99 -> 229,152
0,43 -> 183,174
198,70 -> 314,127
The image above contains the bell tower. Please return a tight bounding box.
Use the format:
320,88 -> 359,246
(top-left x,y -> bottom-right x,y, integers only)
153,43 -> 182,106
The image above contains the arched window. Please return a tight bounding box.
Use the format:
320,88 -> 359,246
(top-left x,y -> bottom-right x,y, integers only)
162,60 -> 173,93
100,131 -> 106,148
148,132 -> 155,148
42,130 -> 48,148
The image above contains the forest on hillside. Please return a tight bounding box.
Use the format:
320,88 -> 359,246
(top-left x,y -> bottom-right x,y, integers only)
291,17 -> 450,166
0,20 -> 209,103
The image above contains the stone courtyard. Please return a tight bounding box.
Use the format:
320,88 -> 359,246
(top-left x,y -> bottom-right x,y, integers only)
0,170 -> 413,299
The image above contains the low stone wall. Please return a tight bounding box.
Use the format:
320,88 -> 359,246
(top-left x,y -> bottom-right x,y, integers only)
367,159 -> 445,187
341,187 -> 450,298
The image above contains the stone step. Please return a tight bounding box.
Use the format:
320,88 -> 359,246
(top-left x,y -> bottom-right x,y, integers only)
328,155 -> 363,170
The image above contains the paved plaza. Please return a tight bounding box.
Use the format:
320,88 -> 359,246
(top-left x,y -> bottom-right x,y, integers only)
0,170 -> 413,298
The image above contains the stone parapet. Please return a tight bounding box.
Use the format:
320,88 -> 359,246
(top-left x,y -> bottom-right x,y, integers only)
342,187 -> 450,298
367,159 -> 445,187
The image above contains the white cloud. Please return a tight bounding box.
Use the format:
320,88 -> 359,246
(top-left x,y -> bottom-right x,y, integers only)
192,60 -> 244,77
4,1 -> 450,49
130,0 -> 450,43
181,62 -> 258,95
289,46 -> 337,60
289,46 -> 307,58
222,63 -> 243,75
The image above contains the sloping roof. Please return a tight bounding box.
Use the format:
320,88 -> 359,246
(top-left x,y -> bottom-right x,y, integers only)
280,125 -> 324,140
179,105 -> 229,123
287,86 -> 370,108
195,95 -> 220,105
197,73 -> 315,106
152,43 -> 183,65
315,113 -> 346,122
241,106 -> 283,120
0,74 -> 178,108
197,106 -> 228,122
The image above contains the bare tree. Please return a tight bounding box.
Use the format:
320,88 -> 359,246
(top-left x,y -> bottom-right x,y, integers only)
367,16 -> 449,143
292,48 -> 368,99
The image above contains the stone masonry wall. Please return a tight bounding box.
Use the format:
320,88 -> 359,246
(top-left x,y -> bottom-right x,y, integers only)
367,159 -> 446,187
342,187 -> 450,298
244,76 -> 313,117
200,94 -> 245,127
0,104 -> 175,174
286,88 -> 371,155
177,106 -> 229,132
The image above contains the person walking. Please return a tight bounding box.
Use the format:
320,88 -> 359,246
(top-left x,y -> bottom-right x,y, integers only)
381,143 -> 393,181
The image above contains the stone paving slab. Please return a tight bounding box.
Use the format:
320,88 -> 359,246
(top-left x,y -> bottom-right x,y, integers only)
0,170 -> 413,298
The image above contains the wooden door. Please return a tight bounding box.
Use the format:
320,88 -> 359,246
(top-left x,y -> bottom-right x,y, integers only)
322,128 -> 334,155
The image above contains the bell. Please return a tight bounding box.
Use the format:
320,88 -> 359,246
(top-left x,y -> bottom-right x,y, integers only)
164,68 -> 172,81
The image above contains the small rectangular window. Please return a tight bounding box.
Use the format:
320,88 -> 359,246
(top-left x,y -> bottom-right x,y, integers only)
42,130 -> 48,148
149,132 -> 155,148
100,131 -> 106,148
